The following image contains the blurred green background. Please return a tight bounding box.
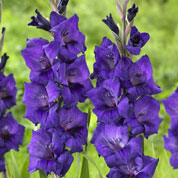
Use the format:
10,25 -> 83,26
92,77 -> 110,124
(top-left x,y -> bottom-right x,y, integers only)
1,0 -> 178,177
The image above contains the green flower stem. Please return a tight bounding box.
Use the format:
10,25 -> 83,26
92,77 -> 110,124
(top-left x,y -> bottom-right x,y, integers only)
2,172 -> 7,178
49,0 -> 58,12
82,152 -> 103,178
53,173 -> 59,178
76,153 -> 80,178
0,0 -> 2,24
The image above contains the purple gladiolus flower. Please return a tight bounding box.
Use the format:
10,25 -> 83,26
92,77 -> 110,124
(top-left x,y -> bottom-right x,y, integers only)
23,82 -> 51,125
0,112 -> 25,155
0,73 -> 17,109
53,106 -> 88,153
128,55 -> 152,87
107,150 -> 158,178
91,123 -> 143,168
163,118 -> 178,169
53,55 -> 90,85
88,1 -> 161,177
127,55 -> 161,101
21,38 -> 54,85
88,78 -> 121,123
126,26 -> 150,55
46,106 -> 88,153
162,88 -> 178,169
91,37 -> 120,85
0,157 -> 5,172
162,87 -> 178,119
44,55 -> 92,106
50,11 -> 67,28
46,14 -> 86,62
0,100 -> 6,118
28,129 -> 73,176
114,57 -> 133,88
126,96 -> 162,138
0,50 -> 25,174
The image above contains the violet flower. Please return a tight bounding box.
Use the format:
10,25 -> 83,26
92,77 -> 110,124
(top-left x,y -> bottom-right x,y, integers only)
46,14 -> 86,62
87,78 -> 121,123
107,150 -> 158,178
126,55 -> 161,101
21,38 -> 54,85
23,82 -> 51,125
91,37 -> 120,86
23,4 -> 91,176
162,87 -> 178,119
126,26 -> 150,55
0,157 -> 5,172
125,96 -> 162,138
91,123 -> 143,168
163,118 -> 178,169
0,73 -> 17,109
0,112 -> 25,155
28,128 -> 73,176
88,1 -> 161,177
162,88 -> 178,168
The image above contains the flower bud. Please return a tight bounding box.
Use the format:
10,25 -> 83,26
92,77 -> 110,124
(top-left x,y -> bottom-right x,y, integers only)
28,9 -> 51,31
103,14 -> 119,35
127,4 -> 138,22
0,53 -> 9,72
57,0 -> 69,14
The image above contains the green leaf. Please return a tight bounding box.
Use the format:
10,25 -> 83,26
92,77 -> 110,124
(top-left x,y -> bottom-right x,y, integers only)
6,160 -> 12,178
76,153 -> 80,178
87,108 -> 91,128
10,151 -> 20,178
79,108 -> 92,178
20,156 -> 30,178
39,170 -> 48,178
82,152 -> 103,178
2,172 -> 8,178
80,155 -> 90,178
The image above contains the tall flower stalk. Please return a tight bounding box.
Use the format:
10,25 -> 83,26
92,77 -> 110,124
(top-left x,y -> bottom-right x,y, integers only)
88,0 -> 162,177
21,0 -> 92,177
0,1 -> 25,176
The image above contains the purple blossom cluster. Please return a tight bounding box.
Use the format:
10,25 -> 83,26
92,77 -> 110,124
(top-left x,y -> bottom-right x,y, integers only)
0,53 -> 25,172
21,9 -> 92,176
162,88 -> 178,169
88,3 -> 162,178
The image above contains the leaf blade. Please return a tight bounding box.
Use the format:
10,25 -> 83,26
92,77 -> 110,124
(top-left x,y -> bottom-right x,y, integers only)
10,151 -> 20,178
82,152 -> 103,178
20,156 -> 30,178
80,155 -> 90,178
39,170 -> 48,178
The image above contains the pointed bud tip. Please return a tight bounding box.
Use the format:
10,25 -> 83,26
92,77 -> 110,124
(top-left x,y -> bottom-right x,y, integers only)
103,13 -> 119,35
2,27 -> 5,34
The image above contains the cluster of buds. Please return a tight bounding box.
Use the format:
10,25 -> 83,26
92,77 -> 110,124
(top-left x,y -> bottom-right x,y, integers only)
21,0 -> 92,177
88,0 -> 162,177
